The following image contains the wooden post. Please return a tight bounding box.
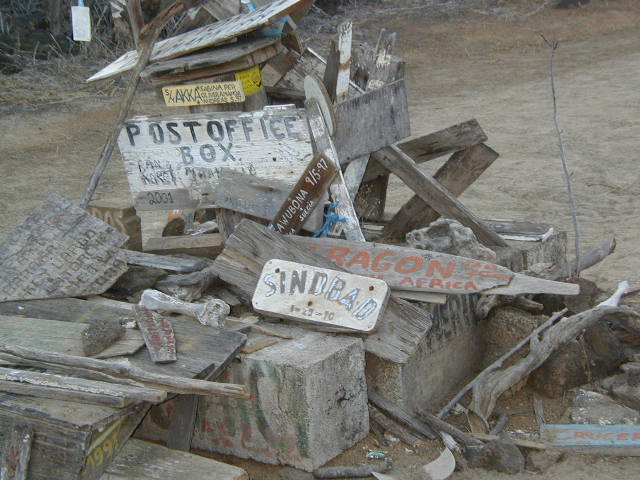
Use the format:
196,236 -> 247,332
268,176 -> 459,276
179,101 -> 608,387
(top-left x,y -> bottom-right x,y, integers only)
382,144 -> 499,241
371,146 -> 508,247
126,0 -> 145,48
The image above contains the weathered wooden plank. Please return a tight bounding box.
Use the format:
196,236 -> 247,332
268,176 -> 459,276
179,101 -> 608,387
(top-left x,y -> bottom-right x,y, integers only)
261,51 -> 298,88
212,220 -> 433,363
213,169 -> 325,233
0,316 -> 144,360
124,250 -> 212,273
305,99 -> 364,241
292,236 -> 578,296
322,40 -> 340,102
371,146 -> 508,247
0,424 -> 32,480
481,219 -> 554,242
334,22 -> 353,103
118,108 -> 313,210
0,367 -> 165,406
363,119 -> 489,182
252,259 -> 389,332
0,194 -> 128,303
269,154 -> 337,234
541,424 -> 640,455
149,42 -> 283,86
0,298 -> 135,325
333,80 -> 410,163
143,234 -> 223,258
0,343 -> 248,398
141,36 -> 279,78
87,200 -> 142,251
134,307 -> 177,364
354,173 -> 388,221
382,144 -> 499,241
103,439 -> 248,479
88,0 -> 312,82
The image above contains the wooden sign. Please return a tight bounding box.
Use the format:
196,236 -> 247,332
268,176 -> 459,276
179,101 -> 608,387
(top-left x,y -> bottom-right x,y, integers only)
270,154 -> 337,234
213,169 -> 324,232
88,0 -> 310,82
252,259 -> 389,332
117,108 -> 313,210
0,424 -> 33,480
134,307 -> 177,364
541,424 -> 640,453
162,80 -> 245,107
0,194 -> 128,302
292,237 -> 579,296
333,80 -> 410,163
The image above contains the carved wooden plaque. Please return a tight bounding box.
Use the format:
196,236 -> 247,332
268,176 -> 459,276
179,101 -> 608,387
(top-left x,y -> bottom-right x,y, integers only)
0,194 -> 128,302
134,306 -> 177,363
252,259 -> 389,332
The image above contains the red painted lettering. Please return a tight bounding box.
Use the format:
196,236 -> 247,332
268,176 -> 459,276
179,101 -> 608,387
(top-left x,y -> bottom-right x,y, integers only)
632,432 -> 640,440
617,433 -> 628,440
464,281 -> 478,290
372,252 -> 395,272
395,256 -> 424,274
348,251 -> 371,269
399,277 -> 414,287
426,260 -> 456,278
327,247 -> 350,266
429,278 -> 443,288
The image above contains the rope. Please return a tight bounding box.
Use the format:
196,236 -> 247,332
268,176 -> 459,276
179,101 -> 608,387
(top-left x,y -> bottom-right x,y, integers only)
314,202 -> 347,238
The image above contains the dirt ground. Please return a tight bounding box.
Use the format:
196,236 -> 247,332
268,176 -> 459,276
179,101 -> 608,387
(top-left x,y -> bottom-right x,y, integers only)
1,0 -> 640,478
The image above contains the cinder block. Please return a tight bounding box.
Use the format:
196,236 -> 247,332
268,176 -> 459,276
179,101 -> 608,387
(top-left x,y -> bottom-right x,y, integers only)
138,325 -> 368,472
367,230 -> 568,414
87,199 -> 142,251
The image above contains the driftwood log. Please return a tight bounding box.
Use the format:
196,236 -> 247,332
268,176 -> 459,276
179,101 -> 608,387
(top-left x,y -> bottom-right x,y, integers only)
0,343 -> 248,399
469,281 -> 635,427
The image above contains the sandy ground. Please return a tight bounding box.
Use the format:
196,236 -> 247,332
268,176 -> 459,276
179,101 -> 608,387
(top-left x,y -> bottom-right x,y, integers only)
1,0 -> 640,478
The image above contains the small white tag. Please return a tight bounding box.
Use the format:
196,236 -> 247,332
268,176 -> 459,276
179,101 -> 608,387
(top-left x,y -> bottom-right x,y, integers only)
71,6 -> 91,42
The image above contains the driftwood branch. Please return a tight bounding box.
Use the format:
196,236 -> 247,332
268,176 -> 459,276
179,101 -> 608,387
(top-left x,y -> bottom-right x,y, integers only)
546,235 -> 616,281
0,343 -> 248,399
437,308 -> 568,419
313,460 -> 391,479
541,35 -> 581,277
469,282 -> 634,425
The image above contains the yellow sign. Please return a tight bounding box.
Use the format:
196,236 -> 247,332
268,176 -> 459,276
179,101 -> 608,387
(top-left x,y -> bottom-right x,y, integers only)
162,80 -> 245,107
235,65 -> 263,96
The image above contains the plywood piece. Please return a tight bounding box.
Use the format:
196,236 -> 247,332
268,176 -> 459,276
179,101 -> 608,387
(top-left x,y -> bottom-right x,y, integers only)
252,259 -> 389,332
333,80 -> 410,163
0,194 -> 128,302
89,0 -> 310,81
118,108 -> 313,210
102,439 -> 248,479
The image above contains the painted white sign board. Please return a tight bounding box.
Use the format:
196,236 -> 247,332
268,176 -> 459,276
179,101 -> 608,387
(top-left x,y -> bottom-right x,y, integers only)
117,108 -> 314,210
252,259 -> 390,332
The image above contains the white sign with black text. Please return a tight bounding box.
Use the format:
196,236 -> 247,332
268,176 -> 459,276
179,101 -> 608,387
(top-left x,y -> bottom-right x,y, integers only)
252,259 -> 390,332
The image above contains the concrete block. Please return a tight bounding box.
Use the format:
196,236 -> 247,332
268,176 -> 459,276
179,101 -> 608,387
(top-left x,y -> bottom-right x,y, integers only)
137,324 -> 368,472
87,199 -> 142,251
366,230 -> 568,414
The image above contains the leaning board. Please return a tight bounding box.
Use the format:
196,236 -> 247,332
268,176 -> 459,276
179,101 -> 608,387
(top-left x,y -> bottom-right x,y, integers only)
118,108 -> 314,210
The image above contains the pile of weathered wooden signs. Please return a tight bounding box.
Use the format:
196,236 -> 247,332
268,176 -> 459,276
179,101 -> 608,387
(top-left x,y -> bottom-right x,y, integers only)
2,2 -> 620,479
